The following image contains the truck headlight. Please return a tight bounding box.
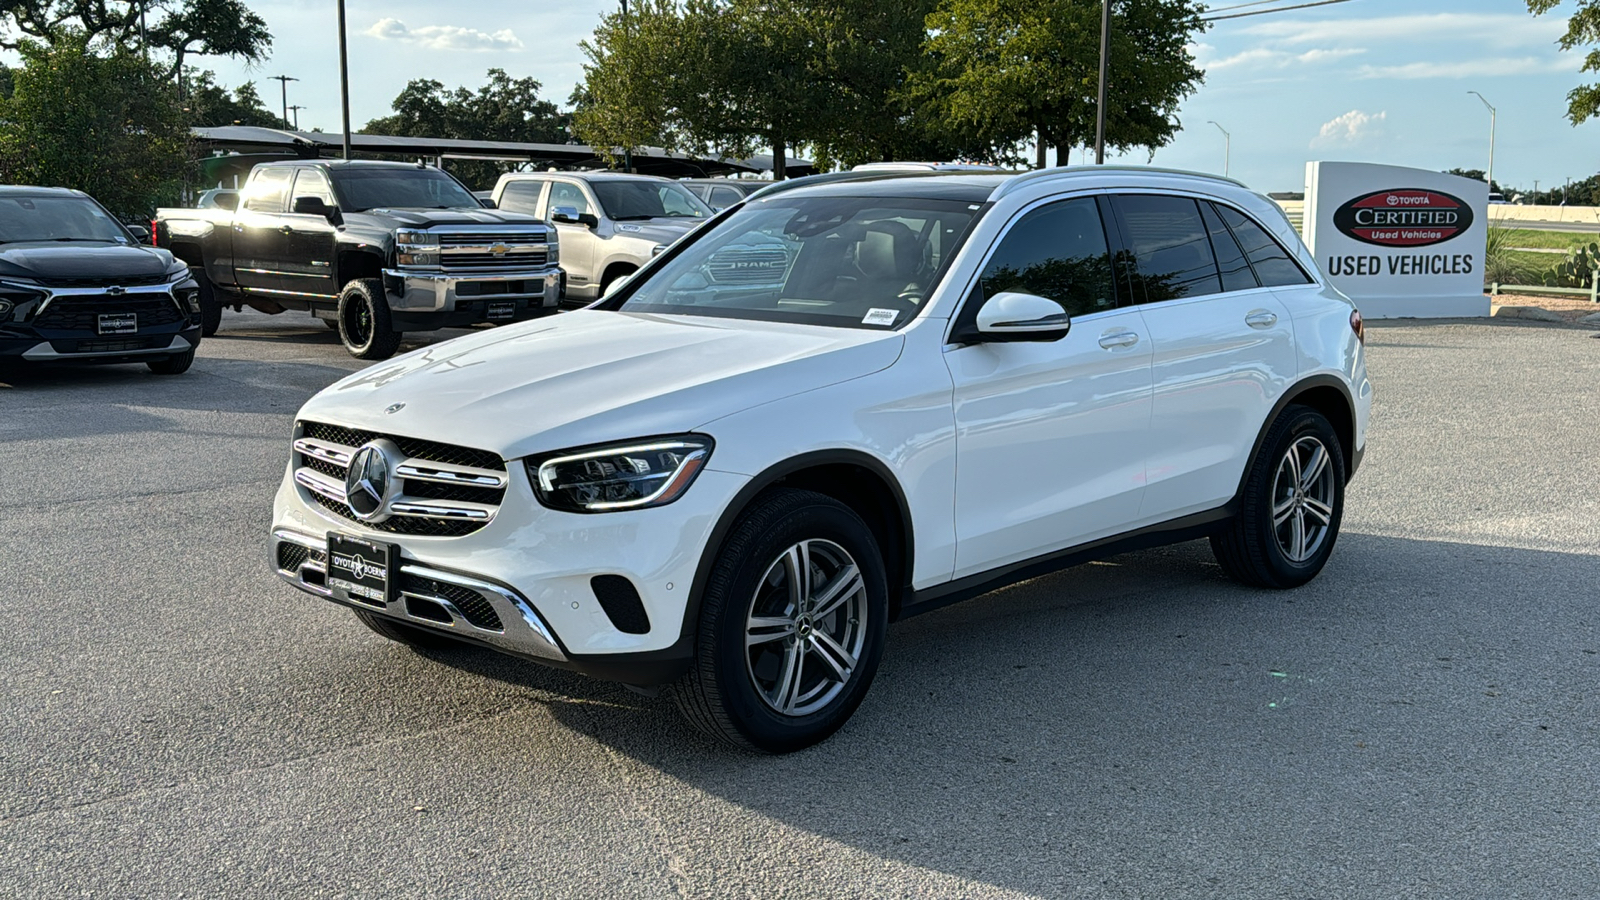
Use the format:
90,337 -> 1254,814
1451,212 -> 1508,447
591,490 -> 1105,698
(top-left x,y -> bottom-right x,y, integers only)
527,435 -> 713,513
546,233 -> 559,265
395,230 -> 440,268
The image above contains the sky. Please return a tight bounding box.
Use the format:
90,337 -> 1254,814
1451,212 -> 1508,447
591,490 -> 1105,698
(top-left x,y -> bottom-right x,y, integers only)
194,0 -> 1596,195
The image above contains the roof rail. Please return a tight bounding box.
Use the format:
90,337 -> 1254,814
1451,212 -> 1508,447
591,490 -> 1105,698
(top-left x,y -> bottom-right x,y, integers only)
991,165 -> 1249,200
744,170 -> 901,202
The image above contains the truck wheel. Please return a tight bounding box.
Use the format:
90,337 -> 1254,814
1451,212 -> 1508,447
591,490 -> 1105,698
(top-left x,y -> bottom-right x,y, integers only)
146,347 -> 195,375
337,278 -> 402,360
672,489 -> 888,753
193,268 -> 222,337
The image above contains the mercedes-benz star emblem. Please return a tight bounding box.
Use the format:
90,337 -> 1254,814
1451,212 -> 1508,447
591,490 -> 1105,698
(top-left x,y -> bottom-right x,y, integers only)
385,402 -> 406,415
344,440 -> 400,522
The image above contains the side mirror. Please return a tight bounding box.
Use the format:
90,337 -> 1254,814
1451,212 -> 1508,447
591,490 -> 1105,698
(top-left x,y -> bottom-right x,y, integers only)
127,224 -> 152,245
479,197 -> 498,209
601,273 -> 632,299
973,291 -> 1072,342
292,196 -> 339,221
215,192 -> 239,211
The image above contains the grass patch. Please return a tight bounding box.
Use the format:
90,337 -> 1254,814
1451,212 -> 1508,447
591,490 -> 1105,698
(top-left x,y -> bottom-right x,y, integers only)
1495,228 -> 1598,250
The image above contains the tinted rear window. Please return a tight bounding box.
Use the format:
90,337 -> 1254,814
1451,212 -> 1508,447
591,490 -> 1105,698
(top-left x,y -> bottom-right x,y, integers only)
1215,205 -> 1312,287
1116,194 -> 1222,303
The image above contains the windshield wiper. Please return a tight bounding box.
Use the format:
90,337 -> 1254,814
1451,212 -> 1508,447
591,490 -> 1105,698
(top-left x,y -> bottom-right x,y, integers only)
47,237 -> 113,242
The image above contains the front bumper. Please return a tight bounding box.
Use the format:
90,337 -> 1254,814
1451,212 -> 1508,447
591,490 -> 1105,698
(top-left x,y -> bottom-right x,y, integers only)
381,267 -> 563,315
6,331 -> 199,363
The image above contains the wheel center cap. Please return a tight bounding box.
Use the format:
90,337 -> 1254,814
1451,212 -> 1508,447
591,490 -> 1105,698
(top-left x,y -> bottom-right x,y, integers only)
797,619 -> 813,637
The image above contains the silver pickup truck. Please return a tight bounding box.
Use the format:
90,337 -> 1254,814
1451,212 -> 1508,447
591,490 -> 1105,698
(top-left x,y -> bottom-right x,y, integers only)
491,172 -> 713,303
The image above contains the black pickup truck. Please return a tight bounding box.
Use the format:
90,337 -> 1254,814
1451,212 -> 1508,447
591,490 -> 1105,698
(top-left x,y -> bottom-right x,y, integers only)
155,159 -> 563,359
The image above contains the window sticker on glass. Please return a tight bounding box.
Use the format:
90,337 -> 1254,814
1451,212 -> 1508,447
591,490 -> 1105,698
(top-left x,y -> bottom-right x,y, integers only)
862,308 -> 898,326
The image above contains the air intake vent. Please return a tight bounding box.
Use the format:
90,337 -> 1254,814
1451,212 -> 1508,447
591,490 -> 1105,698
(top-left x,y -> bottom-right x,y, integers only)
591,575 -> 650,635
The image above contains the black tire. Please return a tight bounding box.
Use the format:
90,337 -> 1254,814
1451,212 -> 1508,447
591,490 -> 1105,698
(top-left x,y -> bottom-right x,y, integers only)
337,278 -> 402,360
353,609 -> 466,652
1211,405 -> 1346,589
673,489 -> 888,753
194,267 -> 223,337
145,347 -> 195,375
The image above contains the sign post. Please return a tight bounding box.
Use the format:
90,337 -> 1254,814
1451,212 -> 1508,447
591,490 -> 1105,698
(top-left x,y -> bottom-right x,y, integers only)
1304,162 -> 1490,318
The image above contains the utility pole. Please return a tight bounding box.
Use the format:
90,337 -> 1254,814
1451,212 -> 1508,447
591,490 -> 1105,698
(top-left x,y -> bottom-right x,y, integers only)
337,0 -> 353,159
270,75 -> 299,128
1467,91 -> 1496,194
1094,0 -> 1110,164
1207,120 -> 1231,177
288,105 -> 305,130
1533,179 -> 1539,205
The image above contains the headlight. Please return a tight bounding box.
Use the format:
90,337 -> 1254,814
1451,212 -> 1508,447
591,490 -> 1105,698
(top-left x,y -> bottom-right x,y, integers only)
395,230 -> 440,268
527,435 -> 713,513
546,232 -> 559,265
173,286 -> 200,314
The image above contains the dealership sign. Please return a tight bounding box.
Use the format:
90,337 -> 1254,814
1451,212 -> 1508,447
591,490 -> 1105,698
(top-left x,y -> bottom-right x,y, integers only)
1304,163 -> 1490,318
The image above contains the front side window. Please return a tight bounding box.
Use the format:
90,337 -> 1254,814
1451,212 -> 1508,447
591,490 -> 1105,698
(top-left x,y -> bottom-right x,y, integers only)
329,168 -> 479,212
591,180 -> 712,221
1214,204 -> 1313,287
1116,194 -> 1223,303
0,195 -> 130,244
497,180 -> 546,216
548,182 -> 590,217
291,169 -> 335,207
244,168 -> 292,213
615,196 -> 979,330
974,197 -> 1116,319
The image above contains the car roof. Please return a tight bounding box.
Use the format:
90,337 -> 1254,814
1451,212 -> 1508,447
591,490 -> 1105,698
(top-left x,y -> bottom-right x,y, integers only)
258,159 -> 439,172
757,166 -> 1253,205
502,171 -> 673,184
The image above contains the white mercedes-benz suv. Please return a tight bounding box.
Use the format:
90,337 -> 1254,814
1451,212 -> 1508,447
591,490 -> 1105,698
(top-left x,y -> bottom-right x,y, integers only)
271,167 -> 1371,753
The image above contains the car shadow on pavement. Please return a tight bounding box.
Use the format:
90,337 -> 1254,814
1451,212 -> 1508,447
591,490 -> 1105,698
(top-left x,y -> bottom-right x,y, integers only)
409,532 -> 1600,896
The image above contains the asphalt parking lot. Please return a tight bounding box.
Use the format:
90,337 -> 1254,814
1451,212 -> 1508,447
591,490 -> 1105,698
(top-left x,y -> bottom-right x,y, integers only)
2,310 -> 1598,898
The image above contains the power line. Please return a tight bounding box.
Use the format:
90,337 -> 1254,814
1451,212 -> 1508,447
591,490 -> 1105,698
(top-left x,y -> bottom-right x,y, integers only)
1203,0 -> 1301,14
1201,0 -> 1353,23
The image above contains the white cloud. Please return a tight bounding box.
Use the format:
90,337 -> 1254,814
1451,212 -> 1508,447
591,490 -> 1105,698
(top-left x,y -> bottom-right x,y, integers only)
1311,109 -> 1386,148
1355,56 -> 1576,81
1203,46 -> 1364,72
1241,12 -> 1566,48
365,18 -> 523,52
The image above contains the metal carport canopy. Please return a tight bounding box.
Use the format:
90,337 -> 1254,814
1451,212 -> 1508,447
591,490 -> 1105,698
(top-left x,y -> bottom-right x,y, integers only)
190,126 -> 813,179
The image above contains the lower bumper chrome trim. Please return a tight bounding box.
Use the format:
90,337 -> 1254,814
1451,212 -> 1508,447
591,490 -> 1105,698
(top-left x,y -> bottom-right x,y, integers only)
21,334 -> 192,361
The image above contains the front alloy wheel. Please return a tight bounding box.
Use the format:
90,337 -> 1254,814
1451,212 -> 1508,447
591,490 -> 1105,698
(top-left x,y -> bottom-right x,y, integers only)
674,489 -> 887,753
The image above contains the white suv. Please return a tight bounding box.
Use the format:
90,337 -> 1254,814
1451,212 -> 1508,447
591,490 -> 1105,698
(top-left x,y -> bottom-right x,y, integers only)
271,167 -> 1370,753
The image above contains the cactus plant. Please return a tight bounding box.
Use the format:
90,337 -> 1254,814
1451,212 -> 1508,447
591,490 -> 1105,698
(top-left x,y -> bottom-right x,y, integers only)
1543,242 -> 1599,288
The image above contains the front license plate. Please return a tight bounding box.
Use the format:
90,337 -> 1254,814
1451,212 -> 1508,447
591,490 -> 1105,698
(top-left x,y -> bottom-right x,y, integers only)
98,313 -> 137,335
486,300 -> 516,320
326,533 -> 394,604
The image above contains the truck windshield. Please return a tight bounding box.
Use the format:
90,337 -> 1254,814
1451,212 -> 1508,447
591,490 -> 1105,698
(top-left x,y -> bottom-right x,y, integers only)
615,196 -> 981,330
330,169 -> 480,212
592,181 -> 712,221
0,195 -> 131,244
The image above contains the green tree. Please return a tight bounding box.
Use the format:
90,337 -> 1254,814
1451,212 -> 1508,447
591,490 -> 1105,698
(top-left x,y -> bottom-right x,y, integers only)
1444,168 -> 1504,195
182,69 -> 287,127
0,37 -> 189,218
364,68 -> 568,189
1528,0 -> 1600,124
912,0 -> 1207,165
0,0 -> 271,79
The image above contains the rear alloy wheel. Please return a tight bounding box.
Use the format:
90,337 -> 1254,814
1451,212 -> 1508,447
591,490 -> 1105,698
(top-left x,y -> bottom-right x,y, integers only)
1211,405 -> 1346,588
337,277 -> 402,360
674,489 -> 887,753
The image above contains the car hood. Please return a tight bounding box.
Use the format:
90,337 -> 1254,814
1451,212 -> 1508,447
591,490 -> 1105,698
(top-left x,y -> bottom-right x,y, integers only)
348,208 -> 546,228
0,242 -> 176,282
612,218 -> 702,244
301,310 -> 904,460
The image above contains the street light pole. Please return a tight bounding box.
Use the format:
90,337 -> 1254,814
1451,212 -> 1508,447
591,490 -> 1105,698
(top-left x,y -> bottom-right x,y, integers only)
288,105 -> 305,130
269,75 -> 299,128
337,0 -> 353,160
1094,0 -> 1110,164
1468,90 -> 1496,193
1207,120 -> 1230,177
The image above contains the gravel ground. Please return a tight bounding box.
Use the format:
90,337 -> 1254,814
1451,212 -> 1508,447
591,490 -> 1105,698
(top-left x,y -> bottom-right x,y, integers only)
1,310 -> 1597,899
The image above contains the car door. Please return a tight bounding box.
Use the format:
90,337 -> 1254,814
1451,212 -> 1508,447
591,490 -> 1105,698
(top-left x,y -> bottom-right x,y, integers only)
231,167 -> 294,293
1109,194 -> 1300,522
280,168 -> 339,299
945,195 -> 1154,579
545,180 -> 598,296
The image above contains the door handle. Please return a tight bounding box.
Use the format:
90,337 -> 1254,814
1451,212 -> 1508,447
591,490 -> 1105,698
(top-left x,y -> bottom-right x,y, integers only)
1098,330 -> 1140,349
1245,310 -> 1278,329
278,225 -> 295,235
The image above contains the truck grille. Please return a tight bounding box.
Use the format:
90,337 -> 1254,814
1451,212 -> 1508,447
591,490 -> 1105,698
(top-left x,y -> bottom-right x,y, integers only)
706,247 -> 790,284
33,294 -> 184,332
438,231 -> 551,273
292,421 -> 507,537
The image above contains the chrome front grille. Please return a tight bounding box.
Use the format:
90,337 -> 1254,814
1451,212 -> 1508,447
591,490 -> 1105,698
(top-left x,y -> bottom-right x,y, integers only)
292,421 -> 507,537
706,247 -> 790,284
438,231 -> 551,273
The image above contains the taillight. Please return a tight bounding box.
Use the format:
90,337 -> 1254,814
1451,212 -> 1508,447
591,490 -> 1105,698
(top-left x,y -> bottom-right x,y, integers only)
1350,309 -> 1364,344
149,219 -> 158,247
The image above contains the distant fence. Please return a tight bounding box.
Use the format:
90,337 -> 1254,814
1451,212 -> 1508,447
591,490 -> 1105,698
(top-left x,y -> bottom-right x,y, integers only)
1489,270 -> 1600,303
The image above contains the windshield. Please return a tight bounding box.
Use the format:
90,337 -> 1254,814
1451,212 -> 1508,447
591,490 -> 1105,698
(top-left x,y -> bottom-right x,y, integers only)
592,180 -> 713,220
331,168 -> 480,212
0,195 -> 131,244
616,196 -> 981,330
